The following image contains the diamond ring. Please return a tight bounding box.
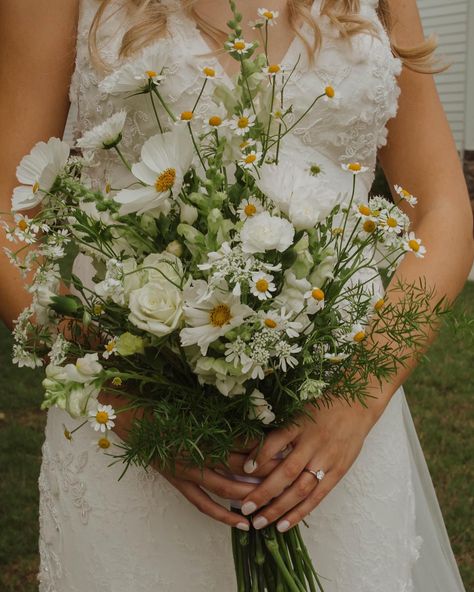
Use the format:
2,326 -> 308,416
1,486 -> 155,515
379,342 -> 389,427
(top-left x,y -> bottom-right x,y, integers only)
304,468 -> 325,481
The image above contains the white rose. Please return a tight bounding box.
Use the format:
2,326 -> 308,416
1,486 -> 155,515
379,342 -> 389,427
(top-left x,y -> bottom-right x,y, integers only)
128,282 -> 183,337
240,212 -> 294,254
248,389 -> 276,425
65,353 -> 104,384
180,203 -> 198,225
142,252 -> 184,286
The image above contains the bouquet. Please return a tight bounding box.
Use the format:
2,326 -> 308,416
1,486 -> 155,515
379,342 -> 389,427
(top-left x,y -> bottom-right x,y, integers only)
2,3 -> 447,590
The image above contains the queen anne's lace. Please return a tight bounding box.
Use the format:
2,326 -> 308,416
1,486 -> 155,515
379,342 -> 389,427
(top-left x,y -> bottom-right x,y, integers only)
40,1 -> 423,590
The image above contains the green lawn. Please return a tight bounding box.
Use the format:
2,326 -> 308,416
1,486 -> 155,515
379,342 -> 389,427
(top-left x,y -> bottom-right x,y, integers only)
0,284 -> 473,591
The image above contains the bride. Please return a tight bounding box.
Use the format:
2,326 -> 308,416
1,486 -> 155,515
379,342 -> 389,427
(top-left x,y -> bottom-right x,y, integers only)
0,0 -> 472,590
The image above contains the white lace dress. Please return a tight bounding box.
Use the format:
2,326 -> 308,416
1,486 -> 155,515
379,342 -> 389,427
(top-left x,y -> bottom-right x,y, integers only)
38,1 -> 467,590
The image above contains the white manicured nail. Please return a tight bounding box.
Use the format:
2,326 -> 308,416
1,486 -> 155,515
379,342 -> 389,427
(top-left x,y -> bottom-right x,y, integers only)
244,459 -> 258,474
277,520 -> 291,533
236,522 -> 250,531
253,516 -> 268,530
241,501 -> 257,515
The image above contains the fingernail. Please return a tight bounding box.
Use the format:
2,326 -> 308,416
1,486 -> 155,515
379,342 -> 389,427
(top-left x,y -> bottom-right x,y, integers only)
243,459 -> 258,474
241,501 -> 257,516
236,522 -> 250,531
253,516 -> 268,530
277,520 -> 291,533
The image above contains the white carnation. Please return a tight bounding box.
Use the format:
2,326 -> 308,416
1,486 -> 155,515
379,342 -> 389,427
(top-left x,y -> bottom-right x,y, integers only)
240,212 -> 294,254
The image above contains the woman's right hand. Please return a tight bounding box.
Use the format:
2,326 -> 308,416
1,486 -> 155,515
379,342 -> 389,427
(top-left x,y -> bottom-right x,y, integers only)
98,391 -> 280,530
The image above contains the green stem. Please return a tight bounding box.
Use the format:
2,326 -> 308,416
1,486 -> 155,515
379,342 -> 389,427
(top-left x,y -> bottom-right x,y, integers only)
152,88 -> 176,122
149,91 -> 164,134
113,146 -> 133,173
187,123 -> 206,172
192,79 -> 207,113
264,530 -> 304,592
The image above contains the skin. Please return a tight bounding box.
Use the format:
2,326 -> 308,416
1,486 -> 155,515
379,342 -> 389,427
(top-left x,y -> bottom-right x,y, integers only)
1,0 -> 473,534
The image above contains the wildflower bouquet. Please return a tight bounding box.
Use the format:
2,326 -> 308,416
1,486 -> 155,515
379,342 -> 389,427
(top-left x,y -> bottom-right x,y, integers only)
2,2 -> 447,590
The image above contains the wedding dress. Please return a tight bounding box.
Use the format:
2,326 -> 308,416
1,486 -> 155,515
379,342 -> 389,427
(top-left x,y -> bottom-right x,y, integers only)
38,0 -> 467,590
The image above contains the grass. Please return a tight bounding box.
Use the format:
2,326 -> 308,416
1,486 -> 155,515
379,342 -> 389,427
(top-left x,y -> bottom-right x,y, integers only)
0,284 -> 473,591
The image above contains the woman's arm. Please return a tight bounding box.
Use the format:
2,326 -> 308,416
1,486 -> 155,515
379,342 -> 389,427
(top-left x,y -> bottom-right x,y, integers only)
0,0 -> 78,328
233,0 -> 474,531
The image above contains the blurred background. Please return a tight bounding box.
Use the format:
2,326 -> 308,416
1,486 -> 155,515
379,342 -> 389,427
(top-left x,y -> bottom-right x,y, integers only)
1,0 -> 474,589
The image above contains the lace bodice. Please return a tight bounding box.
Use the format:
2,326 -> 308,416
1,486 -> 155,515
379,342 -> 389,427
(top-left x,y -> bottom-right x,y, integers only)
70,0 -> 402,196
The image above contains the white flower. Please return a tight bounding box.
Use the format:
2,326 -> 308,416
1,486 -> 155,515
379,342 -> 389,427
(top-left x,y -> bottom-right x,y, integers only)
275,270 -> 311,314
88,404 -> 116,433
225,38 -> 254,55
324,352 -> 349,363
248,389 -> 275,425
229,108 -> 257,136
379,209 -> 408,234
275,341 -> 302,372
129,281 -> 184,337
202,105 -> 229,132
403,232 -> 427,258
49,333 -> 70,366
258,308 -> 302,338
95,258 -> 142,306
12,344 -> 43,369
345,324 -> 367,345
262,64 -> 284,77
257,8 -> 279,24
65,353 -> 103,384
12,138 -> 70,211
194,356 -> 249,397
256,161 -> 338,228
68,383 -> 101,419
250,272 -> 276,300
103,338 -> 118,359
238,197 -> 264,220
341,162 -> 369,175
322,85 -> 341,106
180,286 -> 254,355
304,286 -> 326,314
180,203 -> 199,225
225,337 -> 252,369
200,65 -> 221,80
394,185 -> 418,207
99,44 -> 170,94
76,111 -> 127,151
239,150 -> 262,169
114,127 -> 194,215
240,211 -> 294,254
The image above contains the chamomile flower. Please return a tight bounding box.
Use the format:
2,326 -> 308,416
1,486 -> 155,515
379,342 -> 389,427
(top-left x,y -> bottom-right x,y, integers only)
324,351 -> 349,363
379,209 -> 408,234
239,138 -> 256,151
76,111 -> 127,151
94,436 -> 112,451
250,272 -> 276,300
257,8 -> 279,24
225,38 -> 254,55
230,109 -> 257,136
262,64 -> 284,77
238,197 -> 264,220
345,324 -> 367,344
258,309 -> 302,338
403,232 -> 427,258
200,65 -> 221,80
353,203 -> 375,221
12,137 -> 70,211
394,185 -> 418,207
88,404 -> 116,433
239,150 -> 262,169
103,338 -> 118,360
304,286 -> 326,314
322,85 -> 341,106
202,106 -> 229,132
341,162 -> 369,175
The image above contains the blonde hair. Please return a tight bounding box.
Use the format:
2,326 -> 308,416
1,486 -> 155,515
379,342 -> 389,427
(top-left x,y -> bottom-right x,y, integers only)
89,0 -> 441,74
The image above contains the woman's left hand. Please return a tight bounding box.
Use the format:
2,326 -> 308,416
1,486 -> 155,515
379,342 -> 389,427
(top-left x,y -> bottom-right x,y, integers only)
238,398 -> 382,533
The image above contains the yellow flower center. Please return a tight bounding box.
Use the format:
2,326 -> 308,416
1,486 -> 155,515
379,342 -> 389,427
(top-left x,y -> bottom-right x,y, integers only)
17,219 -> 28,231
265,318 -> 278,329
363,220 -> 376,233
386,217 -> 398,228
112,377 -> 123,387
146,70 -> 157,78
256,279 -> 269,293
105,340 -> 116,352
245,154 -> 257,164
374,298 -> 385,311
234,41 -> 246,51
240,140 -> 251,149
353,331 -> 366,343
244,203 -> 257,216
331,227 -> 344,235
32,181 -> 40,193
95,411 -> 110,424
325,85 -> 335,98
408,239 -> 420,252
273,110 -> 283,119
155,168 -> 176,192
238,116 -> 250,129
210,304 -> 232,327
311,288 -> 325,301
401,188 -> 411,197
268,64 -> 281,74
93,304 -> 104,315
263,10 -> 274,19
180,111 -> 193,121
358,204 -> 371,216
203,66 -> 216,77
209,115 -> 222,127
98,437 -> 111,449
348,163 -> 362,172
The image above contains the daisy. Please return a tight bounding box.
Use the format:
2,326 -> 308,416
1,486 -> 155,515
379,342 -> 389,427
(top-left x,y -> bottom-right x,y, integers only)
239,138 -> 256,151
114,127 -> 194,215
239,150 -> 262,169
403,232 -> 427,258
103,338 -> 118,360
341,162 -> 369,175
258,309 -> 302,338
262,64 -> 284,77
202,105 -> 229,132
394,184 -> 418,207
237,197 -> 264,220
230,108 -> 257,136
225,38 -> 254,55
322,85 -> 341,106
12,137 -> 70,211
94,436 -> 112,451
199,65 -> 221,80
88,404 -> 117,433
379,209 -> 408,234
345,323 -> 367,344
76,111 -> 127,151
324,351 -> 349,364
304,286 -> 326,314
257,8 -> 280,24
180,288 -> 254,355
250,272 -> 276,300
